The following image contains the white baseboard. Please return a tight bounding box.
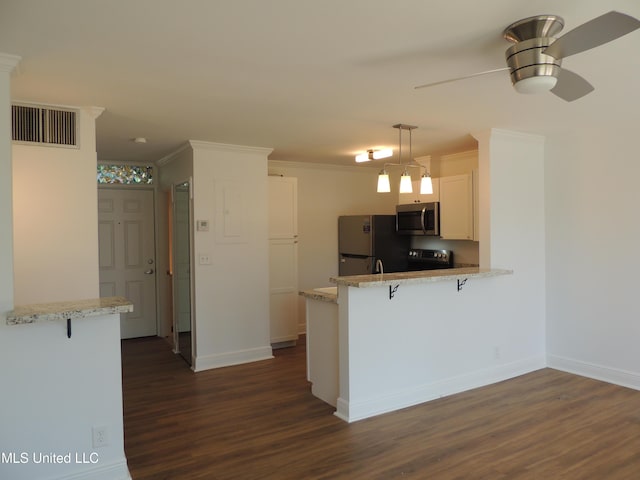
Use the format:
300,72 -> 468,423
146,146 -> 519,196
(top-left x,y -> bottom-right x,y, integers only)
52,459 -> 131,480
547,354 -> 640,391
335,354 -> 546,423
193,346 -> 273,372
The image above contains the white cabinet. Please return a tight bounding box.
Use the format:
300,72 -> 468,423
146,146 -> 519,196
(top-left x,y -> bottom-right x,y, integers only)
268,176 -> 299,346
269,238 -> 298,344
268,176 -> 298,238
439,173 -> 474,240
397,177 -> 440,204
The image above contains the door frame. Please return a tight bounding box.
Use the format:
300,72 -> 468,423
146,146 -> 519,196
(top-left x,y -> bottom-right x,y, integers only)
170,178 -> 195,366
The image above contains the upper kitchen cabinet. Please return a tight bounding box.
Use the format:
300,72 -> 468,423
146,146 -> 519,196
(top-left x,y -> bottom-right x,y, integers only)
397,177 -> 440,204
268,176 -> 298,238
439,172 -> 478,241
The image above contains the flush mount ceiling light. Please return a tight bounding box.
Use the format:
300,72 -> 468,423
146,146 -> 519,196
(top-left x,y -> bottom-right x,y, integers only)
377,124 -> 432,194
355,148 -> 393,163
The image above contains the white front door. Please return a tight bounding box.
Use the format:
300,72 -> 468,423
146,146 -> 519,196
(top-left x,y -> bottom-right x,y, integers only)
98,188 -> 157,339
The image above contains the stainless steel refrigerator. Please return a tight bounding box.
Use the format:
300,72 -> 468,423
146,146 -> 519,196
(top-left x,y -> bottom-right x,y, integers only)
338,215 -> 410,275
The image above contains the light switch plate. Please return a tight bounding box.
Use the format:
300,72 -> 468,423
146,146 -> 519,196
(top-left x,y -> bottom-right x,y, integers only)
196,220 -> 210,231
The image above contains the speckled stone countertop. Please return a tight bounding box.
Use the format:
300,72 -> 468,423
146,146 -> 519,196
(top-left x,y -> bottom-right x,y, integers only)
330,267 -> 513,288
6,296 -> 134,325
299,287 -> 338,304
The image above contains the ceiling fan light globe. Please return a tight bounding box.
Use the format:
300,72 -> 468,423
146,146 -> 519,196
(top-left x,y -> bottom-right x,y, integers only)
513,75 -> 558,94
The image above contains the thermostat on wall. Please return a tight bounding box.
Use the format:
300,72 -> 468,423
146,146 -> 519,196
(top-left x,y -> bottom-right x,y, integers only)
196,220 -> 210,231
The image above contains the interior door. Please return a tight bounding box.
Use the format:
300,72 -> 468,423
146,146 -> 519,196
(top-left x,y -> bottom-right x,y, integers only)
98,188 -> 157,339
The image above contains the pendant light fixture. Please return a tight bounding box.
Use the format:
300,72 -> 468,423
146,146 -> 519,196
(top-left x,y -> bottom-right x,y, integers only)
377,169 -> 391,192
420,173 -> 433,194
377,124 -> 420,193
399,169 -> 413,193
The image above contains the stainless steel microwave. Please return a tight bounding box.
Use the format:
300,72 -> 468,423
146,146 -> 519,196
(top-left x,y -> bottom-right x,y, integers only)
396,202 -> 440,236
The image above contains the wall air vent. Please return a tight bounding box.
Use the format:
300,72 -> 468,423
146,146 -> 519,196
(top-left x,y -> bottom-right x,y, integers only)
11,103 -> 78,147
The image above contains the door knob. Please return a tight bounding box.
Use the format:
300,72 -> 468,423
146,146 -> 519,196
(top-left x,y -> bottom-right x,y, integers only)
144,269 -> 154,274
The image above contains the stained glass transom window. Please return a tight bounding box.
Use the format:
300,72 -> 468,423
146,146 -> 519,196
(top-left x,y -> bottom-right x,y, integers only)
97,165 -> 153,184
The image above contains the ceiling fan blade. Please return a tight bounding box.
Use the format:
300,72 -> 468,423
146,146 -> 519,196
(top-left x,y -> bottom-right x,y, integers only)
414,67 -> 508,90
550,68 -> 594,102
544,11 -> 640,60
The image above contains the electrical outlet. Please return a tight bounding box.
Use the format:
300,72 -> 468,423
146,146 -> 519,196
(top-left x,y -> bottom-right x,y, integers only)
199,254 -> 211,265
92,426 -> 109,448
493,346 -> 501,360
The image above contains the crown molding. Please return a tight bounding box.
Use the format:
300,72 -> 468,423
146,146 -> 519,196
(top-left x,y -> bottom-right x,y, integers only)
188,140 -> 273,156
268,159 -> 380,174
81,106 -> 105,120
0,53 -> 21,73
155,142 -> 191,166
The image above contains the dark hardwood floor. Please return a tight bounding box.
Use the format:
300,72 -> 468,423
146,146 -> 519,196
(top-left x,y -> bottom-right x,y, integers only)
122,337 -> 640,479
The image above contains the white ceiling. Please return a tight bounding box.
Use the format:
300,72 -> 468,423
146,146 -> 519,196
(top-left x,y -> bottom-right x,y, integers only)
2,0 -> 640,165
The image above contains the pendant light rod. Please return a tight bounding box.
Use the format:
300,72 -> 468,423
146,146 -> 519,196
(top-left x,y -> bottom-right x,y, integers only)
392,123 -> 417,165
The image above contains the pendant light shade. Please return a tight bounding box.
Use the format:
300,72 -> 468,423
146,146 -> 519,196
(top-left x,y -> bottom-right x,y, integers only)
377,169 -> 391,193
399,170 -> 413,193
420,174 -> 433,194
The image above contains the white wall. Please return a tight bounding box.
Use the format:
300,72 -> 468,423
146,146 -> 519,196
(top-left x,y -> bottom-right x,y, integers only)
478,129 -> 546,358
191,141 -> 273,371
12,107 -> 103,305
0,315 -> 131,480
0,53 -> 18,314
268,160 -> 397,330
545,127 -> 640,388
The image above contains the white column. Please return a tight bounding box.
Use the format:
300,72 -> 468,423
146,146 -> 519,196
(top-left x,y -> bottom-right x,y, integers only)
473,128 -> 545,269
0,53 -> 20,314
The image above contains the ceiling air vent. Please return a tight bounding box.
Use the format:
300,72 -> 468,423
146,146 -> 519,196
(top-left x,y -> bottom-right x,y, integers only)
11,104 -> 78,147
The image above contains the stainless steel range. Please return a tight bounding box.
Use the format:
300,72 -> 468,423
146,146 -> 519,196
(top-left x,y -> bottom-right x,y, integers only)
407,248 -> 454,271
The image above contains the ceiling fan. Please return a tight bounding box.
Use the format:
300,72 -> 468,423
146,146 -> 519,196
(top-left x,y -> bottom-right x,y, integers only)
415,11 -> 640,102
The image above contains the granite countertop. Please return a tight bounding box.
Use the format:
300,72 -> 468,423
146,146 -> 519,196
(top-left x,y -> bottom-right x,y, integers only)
299,287 -> 338,304
330,267 -> 513,288
6,296 -> 134,325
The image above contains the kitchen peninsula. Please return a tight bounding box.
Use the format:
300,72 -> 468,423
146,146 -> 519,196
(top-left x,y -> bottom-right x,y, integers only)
301,267 -> 529,423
